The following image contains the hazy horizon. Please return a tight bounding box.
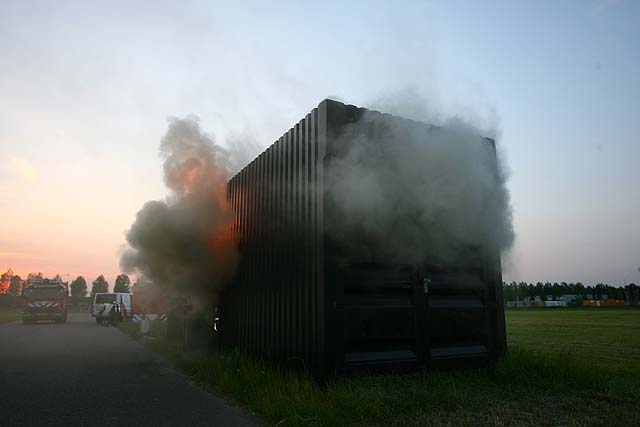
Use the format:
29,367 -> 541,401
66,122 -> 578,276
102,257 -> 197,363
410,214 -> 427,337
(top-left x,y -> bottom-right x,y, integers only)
1,1 -> 639,290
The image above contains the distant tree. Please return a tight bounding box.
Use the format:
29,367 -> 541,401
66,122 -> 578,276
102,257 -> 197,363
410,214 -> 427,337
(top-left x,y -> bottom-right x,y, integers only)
516,282 -> 527,301
535,282 -> 543,299
602,284 -> 614,300
90,275 -> 109,296
614,287 -> 624,300
0,269 -> 12,294
70,276 -> 88,299
8,275 -> 23,296
625,283 -> 639,305
595,283 -> 604,301
25,272 -> 43,285
502,282 -> 513,301
502,282 -> 511,301
565,282 -> 573,295
113,274 -> 131,293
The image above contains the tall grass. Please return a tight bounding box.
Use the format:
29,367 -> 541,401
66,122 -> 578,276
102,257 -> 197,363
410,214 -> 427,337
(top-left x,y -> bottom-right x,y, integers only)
118,311 -> 640,426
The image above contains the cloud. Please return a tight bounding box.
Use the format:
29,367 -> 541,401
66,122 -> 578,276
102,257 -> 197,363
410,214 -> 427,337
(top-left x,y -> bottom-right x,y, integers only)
5,157 -> 38,181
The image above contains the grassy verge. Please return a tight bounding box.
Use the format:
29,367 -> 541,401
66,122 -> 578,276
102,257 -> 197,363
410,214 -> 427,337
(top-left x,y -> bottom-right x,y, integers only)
507,307 -> 640,376
0,306 -> 21,324
119,309 -> 640,426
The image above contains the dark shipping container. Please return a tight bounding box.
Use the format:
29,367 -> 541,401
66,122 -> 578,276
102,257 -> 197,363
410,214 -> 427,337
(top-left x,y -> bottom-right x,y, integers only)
220,99 -> 506,379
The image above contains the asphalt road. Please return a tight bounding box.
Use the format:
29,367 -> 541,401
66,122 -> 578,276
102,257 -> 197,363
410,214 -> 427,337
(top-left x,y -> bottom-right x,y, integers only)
0,313 -> 262,427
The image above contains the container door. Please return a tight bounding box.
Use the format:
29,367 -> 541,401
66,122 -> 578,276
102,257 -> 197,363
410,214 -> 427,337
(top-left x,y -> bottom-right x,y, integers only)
336,262 -> 423,374
424,265 -> 492,368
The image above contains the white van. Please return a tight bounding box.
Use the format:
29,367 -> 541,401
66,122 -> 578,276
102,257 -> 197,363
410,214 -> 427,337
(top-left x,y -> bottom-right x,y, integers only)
92,293 -> 132,323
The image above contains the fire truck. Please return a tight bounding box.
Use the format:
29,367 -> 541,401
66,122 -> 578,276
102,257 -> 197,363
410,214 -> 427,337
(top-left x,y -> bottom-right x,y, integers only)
22,277 -> 69,324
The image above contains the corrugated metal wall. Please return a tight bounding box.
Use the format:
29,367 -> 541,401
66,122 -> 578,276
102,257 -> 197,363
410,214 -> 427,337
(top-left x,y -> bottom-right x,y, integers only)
222,105 -> 327,377
221,99 -> 506,378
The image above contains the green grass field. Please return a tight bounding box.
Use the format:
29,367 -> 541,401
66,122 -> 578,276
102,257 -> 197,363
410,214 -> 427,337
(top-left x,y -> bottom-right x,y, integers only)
508,308 -> 640,377
120,308 -> 640,426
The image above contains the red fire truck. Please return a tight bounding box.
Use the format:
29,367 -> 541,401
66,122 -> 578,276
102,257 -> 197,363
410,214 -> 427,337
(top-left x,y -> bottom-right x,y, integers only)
22,277 -> 69,324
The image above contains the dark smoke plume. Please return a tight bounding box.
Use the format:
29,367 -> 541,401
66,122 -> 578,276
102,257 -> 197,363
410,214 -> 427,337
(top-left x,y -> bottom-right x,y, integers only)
120,116 -> 236,301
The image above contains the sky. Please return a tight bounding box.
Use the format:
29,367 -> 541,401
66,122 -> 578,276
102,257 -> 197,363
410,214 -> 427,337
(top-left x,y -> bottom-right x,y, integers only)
1,0 -> 638,289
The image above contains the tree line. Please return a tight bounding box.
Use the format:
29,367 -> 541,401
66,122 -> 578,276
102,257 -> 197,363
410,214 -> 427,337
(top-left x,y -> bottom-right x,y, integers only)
502,281 -> 639,303
0,270 -> 133,299
4,267 -> 639,304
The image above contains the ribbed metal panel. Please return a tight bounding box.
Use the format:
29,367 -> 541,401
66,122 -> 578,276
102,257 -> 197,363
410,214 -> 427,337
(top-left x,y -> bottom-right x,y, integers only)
220,99 -> 506,379
222,105 -> 326,377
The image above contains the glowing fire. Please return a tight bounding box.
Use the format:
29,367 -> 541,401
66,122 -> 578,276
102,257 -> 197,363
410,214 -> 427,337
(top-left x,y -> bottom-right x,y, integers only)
120,116 -> 240,301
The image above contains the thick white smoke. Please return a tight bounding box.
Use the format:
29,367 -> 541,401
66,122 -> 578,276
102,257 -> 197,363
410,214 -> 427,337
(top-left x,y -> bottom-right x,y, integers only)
325,107 -> 514,265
